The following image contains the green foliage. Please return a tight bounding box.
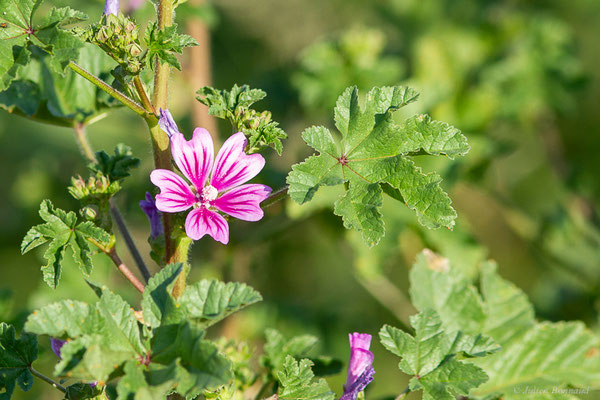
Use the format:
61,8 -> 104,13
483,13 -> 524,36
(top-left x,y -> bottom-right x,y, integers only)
287,86 -> 469,246
0,0 -> 86,92
276,356 -> 335,400
293,27 -> 405,112
21,200 -> 110,288
142,263 -> 262,329
261,329 -> 319,378
380,310 -> 496,399
64,382 -> 103,400
88,144 -> 140,182
0,323 -> 37,399
145,22 -> 197,71
0,43 -> 118,126
407,250 -> 600,397
196,84 -> 287,154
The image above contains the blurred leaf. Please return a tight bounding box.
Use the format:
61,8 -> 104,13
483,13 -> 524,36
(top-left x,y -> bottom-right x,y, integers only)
277,356 -> 335,400
145,22 -> 197,70
21,200 -> 110,288
0,323 -> 37,399
116,361 -> 172,400
141,263 -> 185,328
196,84 -> 287,154
293,27 -> 405,112
287,86 -> 469,245
24,299 -> 89,338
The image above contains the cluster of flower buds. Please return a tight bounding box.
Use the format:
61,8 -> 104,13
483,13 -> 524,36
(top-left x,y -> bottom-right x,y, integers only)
81,13 -> 145,74
68,175 -> 120,229
235,108 -> 273,131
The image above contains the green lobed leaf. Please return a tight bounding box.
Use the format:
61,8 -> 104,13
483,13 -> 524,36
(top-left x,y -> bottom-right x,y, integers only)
116,361 -> 173,400
410,358 -> 488,400
0,0 -> 86,91
287,86 -> 469,246
64,382 -> 103,400
406,250 -> 600,397
150,323 -> 233,398
0,43 -> 119,126
25,289 -> 147,383
379,309 -> 497,398
180,280 -> 262,329
262,329 -> 319,378
88,144 -> 140,182
21,200 -> 110,288
196,84 -> 287,154
276,356 -> 335,400
0,323 -> 38,399
145,22 -> 197,70
141,263 -> 185,328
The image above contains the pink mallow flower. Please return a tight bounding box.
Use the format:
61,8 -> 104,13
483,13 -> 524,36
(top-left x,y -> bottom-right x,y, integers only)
150,109 -> 272,244
341,333 -> 375,400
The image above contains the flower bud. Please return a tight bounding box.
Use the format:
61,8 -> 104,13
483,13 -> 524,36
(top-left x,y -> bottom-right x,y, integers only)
127,43 -> 143,57
81,205 -> 99,221
96,26 -> 111,42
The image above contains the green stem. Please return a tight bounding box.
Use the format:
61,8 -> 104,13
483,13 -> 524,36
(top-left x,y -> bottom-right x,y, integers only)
261,186 -> 289,209
134,75 -> 155,113
68,61 -> 148,118
171,235 -> 193,299
29,366 -> 66,393
73,122 -> 96,161
395,386 -> 410,400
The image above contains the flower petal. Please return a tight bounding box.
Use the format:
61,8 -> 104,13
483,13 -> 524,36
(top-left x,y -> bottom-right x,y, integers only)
51,338 -> 66,359
158,108 -> 181,138
150,169 -> 196,212
341,366 -> 375,400
213,184 -> 272,221
171,128 -> 215,190
210,132 -> 265,192
185,208 -> 229,244
346,333 -> 373,388
139,192 -> 163,239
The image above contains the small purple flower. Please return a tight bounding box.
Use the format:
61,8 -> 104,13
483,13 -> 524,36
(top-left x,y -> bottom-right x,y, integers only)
104,0 -> 120,15
150,109 -> 272,244
341,333 -> 375,400
140,192 -> 163,239
50,338 -> 66,359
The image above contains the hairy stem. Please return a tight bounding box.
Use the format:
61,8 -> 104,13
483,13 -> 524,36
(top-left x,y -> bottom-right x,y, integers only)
73,122 -> 96,161
89,237 -> 145,293
68,61 -> 148,117
29,366 -> 66,393
261,186 -> 289,209
171,235 -> 193,299
134,75 -> 156,113
110,201 -> 152,283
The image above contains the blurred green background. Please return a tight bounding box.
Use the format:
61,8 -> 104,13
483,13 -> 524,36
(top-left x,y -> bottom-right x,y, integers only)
1,0 -> 600,398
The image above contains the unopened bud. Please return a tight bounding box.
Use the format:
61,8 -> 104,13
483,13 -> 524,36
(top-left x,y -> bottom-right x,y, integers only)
127,43 -> 142,57
96,26 -> 111,42
80,206 -> 99,221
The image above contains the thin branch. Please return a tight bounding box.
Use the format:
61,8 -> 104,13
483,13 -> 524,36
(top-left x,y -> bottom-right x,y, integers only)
107,246 -> 146,293
29,366 -> 66,393
68,61 -> 149,118
73,122 -> 96,162
395,386 -> 410,400
88,237 -> 145,293
110,200 -> 152,283
261,186 -> 288,209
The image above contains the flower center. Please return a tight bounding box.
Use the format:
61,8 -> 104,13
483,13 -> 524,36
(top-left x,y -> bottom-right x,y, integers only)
202,185 -> 218,202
